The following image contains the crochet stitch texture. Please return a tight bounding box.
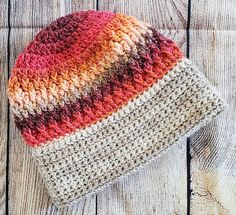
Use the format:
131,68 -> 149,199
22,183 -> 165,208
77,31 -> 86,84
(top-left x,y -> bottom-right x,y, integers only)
8,10 -> 226,206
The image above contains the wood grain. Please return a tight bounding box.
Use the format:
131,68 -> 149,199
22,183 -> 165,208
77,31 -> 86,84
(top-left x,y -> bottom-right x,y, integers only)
189,1 -> 236,214
0,0 -> 8,27
97,1 -> 188,214
190,0 -> 236,30
0,28 -> 8,215
190,29 -> 236,215
10,0 -> 97,27
98,0 -> 187,29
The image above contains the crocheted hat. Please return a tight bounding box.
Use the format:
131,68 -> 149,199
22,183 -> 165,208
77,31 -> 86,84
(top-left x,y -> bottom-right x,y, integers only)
8,10 -> 226,206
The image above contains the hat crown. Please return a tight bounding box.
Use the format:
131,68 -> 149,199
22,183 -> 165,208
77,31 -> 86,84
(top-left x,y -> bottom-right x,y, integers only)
12,11 -> 115,73
8,10 -> 183,146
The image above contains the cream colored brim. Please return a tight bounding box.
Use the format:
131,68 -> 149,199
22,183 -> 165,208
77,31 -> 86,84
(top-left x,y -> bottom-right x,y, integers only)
31,58 -> 226,206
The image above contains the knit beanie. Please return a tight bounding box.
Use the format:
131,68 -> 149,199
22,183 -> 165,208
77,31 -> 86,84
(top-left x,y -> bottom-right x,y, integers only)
8,10 -> 226,206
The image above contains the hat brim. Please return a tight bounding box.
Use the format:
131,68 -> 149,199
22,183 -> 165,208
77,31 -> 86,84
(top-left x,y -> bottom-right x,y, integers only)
32,58 -> 226,206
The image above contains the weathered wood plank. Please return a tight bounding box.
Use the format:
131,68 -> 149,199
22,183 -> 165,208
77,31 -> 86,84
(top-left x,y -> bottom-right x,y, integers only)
190,1 -> 236,215
98,0 -> 187,29
0,28 -> 8,215
97,1 -> 188,214
190,0 -> 236,30
10,0 -> 96,27
190,29 -> 236,215
189,1 -> 236,213
0,0 -> 8,27
69,0 -> 97,12
8,1 -> 97,214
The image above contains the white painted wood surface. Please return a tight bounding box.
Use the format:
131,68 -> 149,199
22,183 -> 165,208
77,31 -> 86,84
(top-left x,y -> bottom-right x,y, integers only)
0,28 -> 8,215
0,0 -> 235,214
190,1 -> 236,214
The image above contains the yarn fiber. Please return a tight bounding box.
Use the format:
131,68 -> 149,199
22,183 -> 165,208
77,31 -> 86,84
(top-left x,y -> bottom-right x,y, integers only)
8,10 -> 226,206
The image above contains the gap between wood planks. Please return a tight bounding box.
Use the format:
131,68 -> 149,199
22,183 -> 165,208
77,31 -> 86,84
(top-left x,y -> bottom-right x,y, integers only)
6,0 -> 11,214
186,0 -> 192,215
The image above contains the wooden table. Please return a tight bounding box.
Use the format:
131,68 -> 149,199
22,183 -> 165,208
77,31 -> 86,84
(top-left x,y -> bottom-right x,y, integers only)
0,0 -> 235,214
